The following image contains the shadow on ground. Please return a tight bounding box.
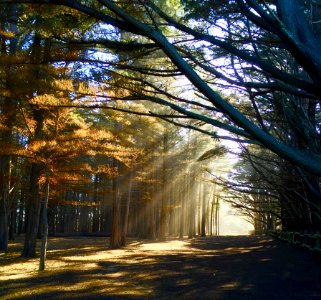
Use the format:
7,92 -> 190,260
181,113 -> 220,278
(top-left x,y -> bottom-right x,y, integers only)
1,236 -> 321,299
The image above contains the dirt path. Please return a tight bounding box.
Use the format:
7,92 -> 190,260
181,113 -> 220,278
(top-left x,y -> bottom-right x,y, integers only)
1,235 -> 321,299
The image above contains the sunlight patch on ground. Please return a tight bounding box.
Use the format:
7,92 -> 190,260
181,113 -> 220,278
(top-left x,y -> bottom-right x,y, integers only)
2,276 -> 152,299
45,258 -> 73,269
0,258 -> 97,281
48,246 -> 97,254
62,248 -> 138,261
62,251 -> 111,261
105,271 -> 126,278
138,240 -> 190,251
176,278 -> 194,286
99,286 -> 151,297
0,258 -> 39,280
258,239 -> 274,243
220,282 -> 240,289
0,272 -> 38,281
223,246 -> 263,253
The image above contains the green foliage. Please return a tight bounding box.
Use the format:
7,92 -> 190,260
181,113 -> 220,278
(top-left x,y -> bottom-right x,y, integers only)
181,0 -> 235,21
156,0 -> 183,17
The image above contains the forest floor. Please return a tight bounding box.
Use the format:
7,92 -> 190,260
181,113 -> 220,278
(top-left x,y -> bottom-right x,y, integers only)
1,235 -> 321,300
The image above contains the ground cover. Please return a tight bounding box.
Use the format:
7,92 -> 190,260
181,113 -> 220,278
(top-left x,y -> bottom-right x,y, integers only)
1,236 -> 321,299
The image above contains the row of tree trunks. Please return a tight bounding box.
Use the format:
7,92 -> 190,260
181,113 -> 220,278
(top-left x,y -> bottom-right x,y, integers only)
0,157 -> 10,252
0,4 -> 18,252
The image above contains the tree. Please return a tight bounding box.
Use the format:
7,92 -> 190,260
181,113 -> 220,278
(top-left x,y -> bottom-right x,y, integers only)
48,0 -> 321,232
10,0 -> 320,175
2,0 -> 321,233
0,3 -> 20,252
216,147 -> 282,233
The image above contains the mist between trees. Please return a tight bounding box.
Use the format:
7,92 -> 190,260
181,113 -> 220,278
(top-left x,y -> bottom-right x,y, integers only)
0,0 -> 321,270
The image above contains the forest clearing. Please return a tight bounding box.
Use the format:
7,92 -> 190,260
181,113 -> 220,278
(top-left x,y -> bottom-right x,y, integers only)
1,235 -> 321,299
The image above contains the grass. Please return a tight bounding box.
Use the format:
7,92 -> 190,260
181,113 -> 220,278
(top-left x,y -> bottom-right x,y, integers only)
0,236 -> 195,299
1,235 -> 321,299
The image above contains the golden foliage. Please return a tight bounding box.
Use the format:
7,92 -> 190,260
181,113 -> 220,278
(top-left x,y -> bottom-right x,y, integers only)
0,29 -> 15,39
51,79 -> 74,92
56,200 -> 99,207
0,145 -> 28,157
29,94 -> 72,107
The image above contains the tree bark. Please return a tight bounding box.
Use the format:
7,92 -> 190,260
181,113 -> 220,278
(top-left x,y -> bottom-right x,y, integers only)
21,163 -> 42,257
39,168 -> 49,271
179,175 -> 186,239
92,174 -> 100,233
159,133 -> 168,241
0,4 -> 18,252
188,173 -> 196,239
21,30 -> 45,257
110,159 -> 122,248
9,208 -> 16,241
120,167 -> 134,246
0,165 -> 8,253
201,183 -> 207,237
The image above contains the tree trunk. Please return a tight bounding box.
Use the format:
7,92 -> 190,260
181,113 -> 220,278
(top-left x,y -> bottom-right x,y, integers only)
201,183 -> 207,237
159,133 -> 168,240
9,208 -> 16,241
215,193 -> 220,236
0,156 -> 13,252
0,3 -> 18,253
21,163 -> 42,257
92,174 -> 100,233
179,175 -> 186,239
17,194 -> 25,235
120,167 -> 134,246
22,30 -> 45,257
188,173 -> 196,239
0,177 -> 8,252
302,173 -> 321,230
39,168 -> 49,271
110,159 -> 122,248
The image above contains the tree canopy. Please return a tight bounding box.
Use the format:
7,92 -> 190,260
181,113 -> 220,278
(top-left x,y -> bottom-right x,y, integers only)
1,0 -> 318,175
